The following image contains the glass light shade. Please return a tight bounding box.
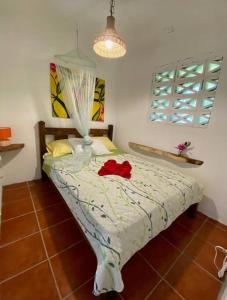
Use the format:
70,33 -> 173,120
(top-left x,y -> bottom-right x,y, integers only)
93,16 -> 126,58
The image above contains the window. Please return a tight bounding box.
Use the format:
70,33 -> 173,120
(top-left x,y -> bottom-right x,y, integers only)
150,57 -> 223,127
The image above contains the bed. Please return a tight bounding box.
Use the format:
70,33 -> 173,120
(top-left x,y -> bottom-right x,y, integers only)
38,121 -> 203,296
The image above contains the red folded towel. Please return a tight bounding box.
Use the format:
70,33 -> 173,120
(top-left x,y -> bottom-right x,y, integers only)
98,160 -> 132,179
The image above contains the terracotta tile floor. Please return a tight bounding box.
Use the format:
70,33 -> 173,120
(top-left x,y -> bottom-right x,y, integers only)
0,179 -> 226,300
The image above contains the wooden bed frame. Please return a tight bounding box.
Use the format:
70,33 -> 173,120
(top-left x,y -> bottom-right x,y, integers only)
38,120 -> 198,215
38,121 -> 113,178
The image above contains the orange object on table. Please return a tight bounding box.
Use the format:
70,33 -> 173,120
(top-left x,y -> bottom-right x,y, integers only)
0,127 -> 12,146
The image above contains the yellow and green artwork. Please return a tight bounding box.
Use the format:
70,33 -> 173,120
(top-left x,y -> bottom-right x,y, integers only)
50,63 -> 105,121
50,63 -> 70,118
91,78 -> 105,122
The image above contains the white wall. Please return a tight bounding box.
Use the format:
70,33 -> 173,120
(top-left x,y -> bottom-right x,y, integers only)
0,0 -> 118,185
114,0 -> 227,225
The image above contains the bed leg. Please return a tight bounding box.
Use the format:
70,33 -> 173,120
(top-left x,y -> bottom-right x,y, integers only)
100,292 -> 119,300
41,170 -> 48,180
186,203 -> 198,218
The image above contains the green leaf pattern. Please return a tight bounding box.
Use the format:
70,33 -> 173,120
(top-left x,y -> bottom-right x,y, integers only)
48,153 -> 203,295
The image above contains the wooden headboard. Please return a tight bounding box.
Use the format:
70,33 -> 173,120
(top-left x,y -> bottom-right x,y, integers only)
38,121 -> 113,176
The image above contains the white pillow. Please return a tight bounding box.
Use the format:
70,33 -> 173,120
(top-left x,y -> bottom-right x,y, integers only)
91,139 -> 111,155
68,138 -> 83,154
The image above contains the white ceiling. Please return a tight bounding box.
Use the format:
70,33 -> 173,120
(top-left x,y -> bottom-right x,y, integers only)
37,0 -> 226,64
2,0 -> 227,64
48,0 -> 227,44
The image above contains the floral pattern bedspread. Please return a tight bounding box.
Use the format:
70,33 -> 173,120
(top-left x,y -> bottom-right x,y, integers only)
47,153 -> 203,295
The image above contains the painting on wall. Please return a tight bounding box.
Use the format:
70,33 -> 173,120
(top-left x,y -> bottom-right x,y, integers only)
50,63 -> 105,121
50,63 -> 70,118
91,78 -> 105,122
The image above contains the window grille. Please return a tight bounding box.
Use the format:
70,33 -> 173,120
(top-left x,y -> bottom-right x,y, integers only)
150,57 -> 223,127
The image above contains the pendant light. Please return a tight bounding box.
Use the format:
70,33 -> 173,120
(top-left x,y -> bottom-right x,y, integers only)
93,0 -> 126,58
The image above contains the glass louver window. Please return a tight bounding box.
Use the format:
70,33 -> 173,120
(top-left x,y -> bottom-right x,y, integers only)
173,98 -> 197,110
150,112 -> 168,122
177,64 -> 204,78
176,82 -> 202,95
155,70 -> 175,82
150,56 -> 223,127
200,97 -> 214,109
151,99 -> 169,109
197,113 -> 211,126
153,86 -> 172,96
170,113 -> 194,125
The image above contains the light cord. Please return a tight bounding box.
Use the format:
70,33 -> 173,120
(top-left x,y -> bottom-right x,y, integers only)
76,24 -> 79,50
214,245 -> 227,278
110,0 -> 115,16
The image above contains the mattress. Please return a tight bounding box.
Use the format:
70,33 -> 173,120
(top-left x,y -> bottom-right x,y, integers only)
43,152 -> 203,295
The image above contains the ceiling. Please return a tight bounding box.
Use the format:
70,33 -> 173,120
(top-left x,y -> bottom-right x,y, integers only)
2,0 -> 227,64
44,0 -> 227,61
49,0 -> 227,40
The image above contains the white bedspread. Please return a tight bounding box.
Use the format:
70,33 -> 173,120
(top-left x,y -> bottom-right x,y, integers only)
45,153 -> 203,295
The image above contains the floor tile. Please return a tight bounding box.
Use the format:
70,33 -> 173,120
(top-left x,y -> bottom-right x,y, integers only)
176,211 -> 207,233
37,202 -> 72,229
28,178 -> 54,187
1,178 -> 226,300
33,190 -> 63,211
197,220 -> 227,249
161,221 -> 195,250
0,262 -> 59,300
185,236 -> 225,278
50,240 -> 96,297
42,219 -> 84,257
139,234 -> 180,275
147,281 -> 183,300
0,233 -> 46,281
29,180 -> 56,195
3,187 -> 30,204
30,185 -> 58,199
65,278 -> 122,300
165,255 -> 221,300
0,213 -> 39,246
216,222 -> 227,232
2,198 -> 34,221
207,217 -> 227,232
120,254 -> 160,300
3,182 -> 27,192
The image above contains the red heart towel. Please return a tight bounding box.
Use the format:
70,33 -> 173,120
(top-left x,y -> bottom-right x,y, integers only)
98,160 -> 132,179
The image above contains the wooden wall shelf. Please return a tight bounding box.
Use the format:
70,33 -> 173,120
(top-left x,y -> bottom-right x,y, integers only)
129,142 -> 203,166
0,143 -> 24,152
